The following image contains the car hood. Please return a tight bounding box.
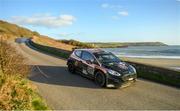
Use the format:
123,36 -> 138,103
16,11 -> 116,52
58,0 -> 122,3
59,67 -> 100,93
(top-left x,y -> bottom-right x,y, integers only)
103,61 -> 134,74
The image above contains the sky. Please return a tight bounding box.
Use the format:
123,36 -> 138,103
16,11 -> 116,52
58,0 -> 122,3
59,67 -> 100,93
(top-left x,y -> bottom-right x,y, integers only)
0,0 -> 179,45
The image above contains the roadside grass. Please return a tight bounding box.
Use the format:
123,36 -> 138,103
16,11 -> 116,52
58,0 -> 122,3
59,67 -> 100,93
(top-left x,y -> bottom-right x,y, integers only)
0,72 -> 49,110
0,41 -> 50,110
28,40 -> 180,88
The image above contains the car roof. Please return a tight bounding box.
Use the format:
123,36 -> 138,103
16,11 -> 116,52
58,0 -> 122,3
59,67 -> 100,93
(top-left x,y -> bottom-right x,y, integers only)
74,48 -> 105,53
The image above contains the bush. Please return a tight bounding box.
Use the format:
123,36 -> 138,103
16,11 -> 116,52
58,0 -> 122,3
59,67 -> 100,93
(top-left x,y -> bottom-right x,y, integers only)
32,31 -> 40,36
59,39 -> 95,48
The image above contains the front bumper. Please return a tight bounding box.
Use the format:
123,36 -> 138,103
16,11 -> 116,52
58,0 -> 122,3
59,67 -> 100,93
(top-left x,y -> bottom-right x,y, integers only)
106,73 -> 137,88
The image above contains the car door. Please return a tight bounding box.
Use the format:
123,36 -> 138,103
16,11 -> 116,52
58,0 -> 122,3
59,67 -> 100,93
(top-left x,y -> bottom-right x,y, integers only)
80,51 -> 96,77
73,50 -> 83,73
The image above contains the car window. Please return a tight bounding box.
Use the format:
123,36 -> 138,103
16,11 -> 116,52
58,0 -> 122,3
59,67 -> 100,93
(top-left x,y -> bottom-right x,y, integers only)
81,51 -> 94,61
74,50 -> 82,57
94,52 -> 120,63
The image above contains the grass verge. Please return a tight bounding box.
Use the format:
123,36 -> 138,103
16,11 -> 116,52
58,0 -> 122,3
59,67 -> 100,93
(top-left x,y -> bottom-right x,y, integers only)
0,72 -> 49,110
0,41 -> 50,110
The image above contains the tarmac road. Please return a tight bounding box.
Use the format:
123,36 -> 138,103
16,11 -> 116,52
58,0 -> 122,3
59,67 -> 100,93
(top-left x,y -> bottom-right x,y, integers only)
13,41 -> 180,110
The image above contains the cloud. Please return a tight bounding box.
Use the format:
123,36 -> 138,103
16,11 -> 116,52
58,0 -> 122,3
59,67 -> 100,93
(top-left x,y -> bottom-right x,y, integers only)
176,0 -> 180,2
111,11 -> 129,20
101,3 -> 109,8
101,3 -> 122,9
118,11 -> 129,16
101,3 -> 128,20
11,14 -> 76,28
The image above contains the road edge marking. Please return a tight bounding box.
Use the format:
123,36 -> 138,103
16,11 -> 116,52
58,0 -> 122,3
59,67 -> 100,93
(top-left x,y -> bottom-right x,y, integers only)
35,66 -> 50,78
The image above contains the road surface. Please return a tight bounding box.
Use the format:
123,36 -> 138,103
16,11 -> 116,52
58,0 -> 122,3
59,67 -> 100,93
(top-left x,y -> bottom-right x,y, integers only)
13,41 -> 180,110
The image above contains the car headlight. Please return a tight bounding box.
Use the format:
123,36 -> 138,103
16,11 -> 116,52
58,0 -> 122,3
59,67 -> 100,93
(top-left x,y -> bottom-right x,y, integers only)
130,65 -> 136,74
107,69 -> 121,76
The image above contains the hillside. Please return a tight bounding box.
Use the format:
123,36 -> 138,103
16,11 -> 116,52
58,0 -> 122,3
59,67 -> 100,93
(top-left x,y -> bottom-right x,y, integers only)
32,36 -> 75,51
0,20 -> 40,39
89,42 -> 167,48
58,39 -> 96,48
0,20 -> 75,51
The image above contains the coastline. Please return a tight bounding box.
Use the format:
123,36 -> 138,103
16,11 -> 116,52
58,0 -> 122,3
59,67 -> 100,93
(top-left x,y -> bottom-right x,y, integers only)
121,57 -> 180,71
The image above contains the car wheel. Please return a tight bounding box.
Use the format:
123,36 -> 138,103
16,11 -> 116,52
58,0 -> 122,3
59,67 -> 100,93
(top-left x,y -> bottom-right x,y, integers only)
95,71 -> 106,87
68,63 -> 75,73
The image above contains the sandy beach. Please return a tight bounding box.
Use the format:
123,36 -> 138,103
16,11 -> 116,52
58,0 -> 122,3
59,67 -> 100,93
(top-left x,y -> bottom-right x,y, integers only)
121,57 -> 180,71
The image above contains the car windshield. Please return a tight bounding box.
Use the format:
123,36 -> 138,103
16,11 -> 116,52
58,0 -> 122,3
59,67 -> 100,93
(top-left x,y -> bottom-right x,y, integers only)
94,52 -> 121,64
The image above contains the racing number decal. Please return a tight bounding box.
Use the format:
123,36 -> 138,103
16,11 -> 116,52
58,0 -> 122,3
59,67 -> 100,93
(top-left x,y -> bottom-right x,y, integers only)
74,61 -> 78,66
87,66 -> 94,75
82,69 -> 88,75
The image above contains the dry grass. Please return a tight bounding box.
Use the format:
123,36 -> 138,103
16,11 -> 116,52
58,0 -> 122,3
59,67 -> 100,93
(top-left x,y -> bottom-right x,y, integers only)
0,34 -> 18,41
0,75 -> 33,109
0,40 -> 30,77
0,75 -> 49,110
0,20 -> 39,38
32,35 -> 75,51
0,40 -> 49,110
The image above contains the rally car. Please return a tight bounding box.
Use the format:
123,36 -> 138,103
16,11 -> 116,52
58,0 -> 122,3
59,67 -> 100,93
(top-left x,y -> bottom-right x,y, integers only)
67,49 -> 137,88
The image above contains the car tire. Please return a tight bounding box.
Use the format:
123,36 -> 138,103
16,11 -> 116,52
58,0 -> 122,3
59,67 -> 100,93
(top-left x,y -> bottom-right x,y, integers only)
95,71 -> 106,87
68,63 -> 75,73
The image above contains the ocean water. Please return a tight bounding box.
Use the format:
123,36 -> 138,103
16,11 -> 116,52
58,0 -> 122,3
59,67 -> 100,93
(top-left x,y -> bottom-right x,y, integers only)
103,46 -> 180,59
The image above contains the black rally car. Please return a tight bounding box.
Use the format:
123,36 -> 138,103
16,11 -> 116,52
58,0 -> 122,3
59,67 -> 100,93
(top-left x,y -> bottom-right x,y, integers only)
67,49 -> 137,88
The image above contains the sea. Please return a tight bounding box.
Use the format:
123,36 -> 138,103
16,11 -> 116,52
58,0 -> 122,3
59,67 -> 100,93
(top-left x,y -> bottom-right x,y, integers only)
103,45 -> 180,70
103,45 -> 180,59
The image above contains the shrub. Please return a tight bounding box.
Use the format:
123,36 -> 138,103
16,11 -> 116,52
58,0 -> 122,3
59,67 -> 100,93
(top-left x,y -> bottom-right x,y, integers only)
59,39 -> 95,48
32,31 -> 40,36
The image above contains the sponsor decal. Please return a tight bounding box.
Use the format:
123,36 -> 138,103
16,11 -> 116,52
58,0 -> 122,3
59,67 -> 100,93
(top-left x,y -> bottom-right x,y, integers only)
87,66 -> 94,75
82,69 -> 88,75
118,62 -> 128,69
74,61 -> 78,66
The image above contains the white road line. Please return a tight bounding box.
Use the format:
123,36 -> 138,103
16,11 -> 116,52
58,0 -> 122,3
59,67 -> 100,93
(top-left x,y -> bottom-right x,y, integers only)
33,66 -> 50,78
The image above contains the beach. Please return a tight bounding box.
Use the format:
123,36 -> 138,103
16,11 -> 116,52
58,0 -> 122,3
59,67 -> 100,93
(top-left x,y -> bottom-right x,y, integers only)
121,57 -> 180,71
